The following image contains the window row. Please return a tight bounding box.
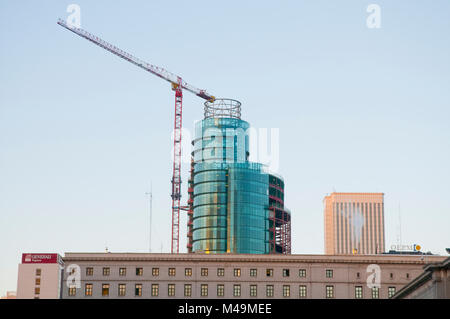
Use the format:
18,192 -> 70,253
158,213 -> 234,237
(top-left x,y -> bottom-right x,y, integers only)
85,266 -> 410,282
87,267 -> 415,282
71,283 -> 397,298
34,268 -> 42,299
73,283 -> 144,297
84,267 -> 313,278
87,267 -> 144,276
324,285 -> 396,299
72,283 -> 297,297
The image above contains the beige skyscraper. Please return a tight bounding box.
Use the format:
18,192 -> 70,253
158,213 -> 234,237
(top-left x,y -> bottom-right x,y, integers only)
324,193 -> 385,255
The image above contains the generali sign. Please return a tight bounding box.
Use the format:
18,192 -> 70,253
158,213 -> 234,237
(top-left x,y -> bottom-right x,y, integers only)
22,253 -> 63,265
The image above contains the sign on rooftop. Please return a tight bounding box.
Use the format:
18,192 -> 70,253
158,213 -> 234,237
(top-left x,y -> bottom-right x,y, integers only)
21,253 -> 63,265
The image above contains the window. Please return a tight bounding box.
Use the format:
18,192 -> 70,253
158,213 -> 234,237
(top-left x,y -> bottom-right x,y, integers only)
86,267 -> 94,276
136,268 -> 143,276
283,269 -> 290,277
102,284 -> 110,296
217,268 -> 225,277
390,273 -> 394,279
326,269 -> 333,278
184,284 -> 192,297
355,286 -> 363,299
326,285 -> 334,298
118,284 -> 126,296
282,285 -> 290,297
103,267 -> 110,276
169,268 -> 176,276
250,269 -> 257,277
266,285 -> 274,297
68,285 -> 76,296
36,269 -> 41,276
266,269 -> 273,277
35,278 -> 40,285
168,284 -> 176,297
34,287 -> 40,295
406,273 -> 410,279
152,268 -> 159,276
185,268 -> 192,277
85,283 -> 93,296
372,287 -> 379,299
119,268 -> 126,276
135,284 -> 142,296
233,284 -> 241,297
217,284 -> 224,297
250,285 -> 257,297
201,284 -> 208,297
234,268 -> 241,277
356,272 -> 360,279
388,287 -> 396,298
299,269 -> 306,278
299,285 -> 307,298
201,268 -> 208,276
151,284 -> 159,297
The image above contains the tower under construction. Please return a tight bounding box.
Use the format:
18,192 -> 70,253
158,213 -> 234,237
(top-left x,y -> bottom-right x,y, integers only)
187,99 -> 291,254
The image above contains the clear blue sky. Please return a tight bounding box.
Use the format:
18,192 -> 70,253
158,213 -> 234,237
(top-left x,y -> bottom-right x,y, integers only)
1,1 -> 449,295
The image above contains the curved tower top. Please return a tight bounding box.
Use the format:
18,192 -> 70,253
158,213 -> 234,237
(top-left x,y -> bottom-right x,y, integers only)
204,98 -> 241,119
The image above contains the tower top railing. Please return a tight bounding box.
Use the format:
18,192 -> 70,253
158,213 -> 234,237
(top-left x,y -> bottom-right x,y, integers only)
204,98 -> 241,119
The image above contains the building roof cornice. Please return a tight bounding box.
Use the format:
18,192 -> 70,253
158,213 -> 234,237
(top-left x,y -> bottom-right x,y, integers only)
62,253 -> 445,265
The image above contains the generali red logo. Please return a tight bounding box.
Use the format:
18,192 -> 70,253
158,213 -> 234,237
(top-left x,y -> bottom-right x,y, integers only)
22,253 -> 62,264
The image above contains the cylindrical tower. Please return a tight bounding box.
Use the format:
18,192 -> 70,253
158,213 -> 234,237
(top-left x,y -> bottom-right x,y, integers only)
191,99 -> 270,254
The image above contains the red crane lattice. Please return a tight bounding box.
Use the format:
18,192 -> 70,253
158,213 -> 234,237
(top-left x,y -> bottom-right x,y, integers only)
57,19 -> 215,253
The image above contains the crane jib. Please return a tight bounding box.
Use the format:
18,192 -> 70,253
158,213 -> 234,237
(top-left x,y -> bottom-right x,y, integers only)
57,18 -> 215,101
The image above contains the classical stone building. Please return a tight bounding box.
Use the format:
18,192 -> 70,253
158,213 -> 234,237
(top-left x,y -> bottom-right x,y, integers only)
54,253 -> 445,299
392,257 -> 450,299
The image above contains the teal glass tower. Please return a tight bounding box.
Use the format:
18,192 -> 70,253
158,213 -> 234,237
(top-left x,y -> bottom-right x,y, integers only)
188,99 -> 289,254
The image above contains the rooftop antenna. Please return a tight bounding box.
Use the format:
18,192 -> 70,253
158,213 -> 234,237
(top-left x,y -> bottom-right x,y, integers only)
396,203 -> 402,247
145,182 -> 153,253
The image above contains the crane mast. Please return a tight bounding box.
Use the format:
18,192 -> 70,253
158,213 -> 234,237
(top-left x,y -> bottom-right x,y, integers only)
57,19 -> 215,253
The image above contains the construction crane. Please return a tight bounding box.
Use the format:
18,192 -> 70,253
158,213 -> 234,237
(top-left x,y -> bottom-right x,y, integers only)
57,18 -> 215,254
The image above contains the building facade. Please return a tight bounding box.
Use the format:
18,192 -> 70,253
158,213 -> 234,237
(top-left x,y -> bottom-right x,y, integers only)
393,257 -> 450,299
189,99 -> 290,254
58,252 -> 445,299
324,192 -> 385,255
16,253 -> 64,299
